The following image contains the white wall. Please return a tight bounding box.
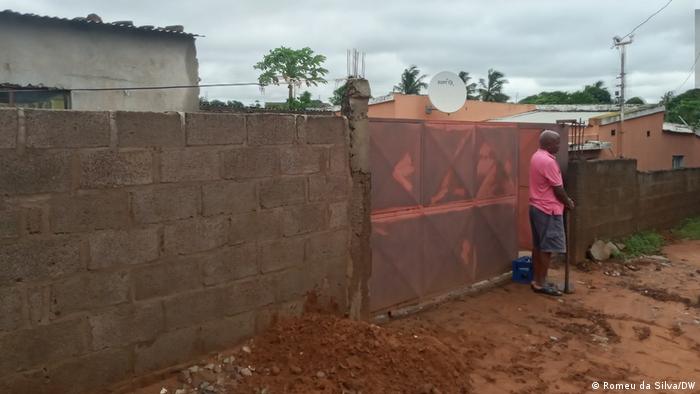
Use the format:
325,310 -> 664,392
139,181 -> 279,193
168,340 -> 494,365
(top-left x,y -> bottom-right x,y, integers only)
0,16 -> 199,112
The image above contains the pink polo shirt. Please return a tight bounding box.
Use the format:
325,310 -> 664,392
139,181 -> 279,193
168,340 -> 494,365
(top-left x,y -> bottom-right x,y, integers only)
529,149 -> 564,215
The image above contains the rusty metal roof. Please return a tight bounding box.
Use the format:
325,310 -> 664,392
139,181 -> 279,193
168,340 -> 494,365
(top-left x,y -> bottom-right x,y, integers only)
0,9 -> 201,37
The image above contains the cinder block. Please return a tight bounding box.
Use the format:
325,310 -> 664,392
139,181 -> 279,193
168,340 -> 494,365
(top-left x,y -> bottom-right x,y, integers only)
25,109 -> 110,148
79,149 -> 153,188
0,236 -> 83,284
200,311 -> 255,353
306,230 -> 348,260
259,177 -> 306,208
0,150 -> 72,195
282,203 -> 327,236
247,115 -> 295,145
89,302 -> 164,350
0,286 -> 24,332
308,174 -> 350,202
134,326 -> 201,374
27,285 -> 51,326
50,271 -> 130,316
131,184 -> 199,224
161,148 -> 221,182
89,227 -> 159,269
186,113 -> 245,146
164,216 -> 228,255
280,146 -> 325,175
0,318 -> 88,373
201,244 -> 258,286
329,201 -> 348,228
41,348 -> 132,394
269,266 -> 321,303
300,116 -> 346,144
259,237 -> 305,273
329,145 -> 348,174
222,278 -> 274,315
229,210 -> 281,244
221,147 -> 278,179
202,180 -> 257,216
132,257 -> 201,301
0,109 -> 17,148
25,207 -> 42,235
164,287 -> 226,330
50,190 -> 130,233
116,111 -> 184,147
0,209 -> 21,239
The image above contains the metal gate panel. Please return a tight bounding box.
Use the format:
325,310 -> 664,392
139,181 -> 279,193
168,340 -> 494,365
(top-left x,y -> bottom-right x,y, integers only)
422,123 -> 476,206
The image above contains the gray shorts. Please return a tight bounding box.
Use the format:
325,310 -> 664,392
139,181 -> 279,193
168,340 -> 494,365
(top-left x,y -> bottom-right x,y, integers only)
529,206 -> 566,253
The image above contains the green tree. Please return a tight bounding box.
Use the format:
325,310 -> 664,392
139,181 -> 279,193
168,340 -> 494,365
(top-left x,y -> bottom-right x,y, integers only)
625,97 -> 645,104
330,83 -> 348,106
458,71 -> 479,100
254,47 -> 328,101
519,91 -> 571,104
394,65 -> 428,95
582,81 -> 612,104
478,69 -> 510,102
199,97 -> 245,110
659,91 -> 674,106
286,91 -> 325,110
665,88 -> 700,127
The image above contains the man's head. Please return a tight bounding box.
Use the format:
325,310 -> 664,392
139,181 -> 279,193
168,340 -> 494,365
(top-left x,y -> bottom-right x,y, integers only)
539,129 -> 561,154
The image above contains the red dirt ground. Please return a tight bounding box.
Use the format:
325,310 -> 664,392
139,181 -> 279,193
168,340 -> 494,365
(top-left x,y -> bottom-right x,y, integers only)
128,240 -> 700,394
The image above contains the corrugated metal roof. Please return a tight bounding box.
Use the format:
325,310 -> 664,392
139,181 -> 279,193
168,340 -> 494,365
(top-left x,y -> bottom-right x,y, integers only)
488,111 -> 607,125
0,9 -> 201,37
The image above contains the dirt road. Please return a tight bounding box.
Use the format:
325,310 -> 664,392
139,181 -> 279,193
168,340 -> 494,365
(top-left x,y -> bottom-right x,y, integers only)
132,240 -> 700,393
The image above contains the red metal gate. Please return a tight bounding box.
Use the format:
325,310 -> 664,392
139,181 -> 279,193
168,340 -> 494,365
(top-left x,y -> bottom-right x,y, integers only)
368,119 -> 566,312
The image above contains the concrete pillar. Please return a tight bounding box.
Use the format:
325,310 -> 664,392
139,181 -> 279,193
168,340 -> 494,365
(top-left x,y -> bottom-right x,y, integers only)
341,78 -> 372,320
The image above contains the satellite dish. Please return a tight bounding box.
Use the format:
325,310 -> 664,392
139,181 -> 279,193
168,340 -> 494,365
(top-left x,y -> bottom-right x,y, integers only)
427,71 -> 466,113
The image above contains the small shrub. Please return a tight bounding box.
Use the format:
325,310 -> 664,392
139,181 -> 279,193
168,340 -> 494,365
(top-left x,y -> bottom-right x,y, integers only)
674,217 -> 700,240
622,231 -> 664,257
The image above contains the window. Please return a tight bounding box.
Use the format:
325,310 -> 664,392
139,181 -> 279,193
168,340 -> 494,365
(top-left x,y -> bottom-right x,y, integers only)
0,88 -> 70,109
646,130 -> 651,137
672,155 -> 684,169
611,129 -> 616,136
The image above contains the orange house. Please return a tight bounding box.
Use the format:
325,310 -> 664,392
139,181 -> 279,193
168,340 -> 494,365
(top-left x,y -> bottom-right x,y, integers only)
367,93 -> 536,122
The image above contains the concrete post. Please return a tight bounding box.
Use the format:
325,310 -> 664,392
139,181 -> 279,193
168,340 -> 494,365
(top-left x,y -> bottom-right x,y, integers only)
341,78 -> 372,320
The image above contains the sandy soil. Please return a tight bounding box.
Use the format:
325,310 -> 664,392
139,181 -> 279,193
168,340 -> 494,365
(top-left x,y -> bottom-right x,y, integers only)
129,240 -> 700,394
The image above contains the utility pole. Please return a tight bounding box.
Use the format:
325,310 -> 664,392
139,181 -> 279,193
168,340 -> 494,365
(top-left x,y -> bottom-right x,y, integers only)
613,35 -> 633,158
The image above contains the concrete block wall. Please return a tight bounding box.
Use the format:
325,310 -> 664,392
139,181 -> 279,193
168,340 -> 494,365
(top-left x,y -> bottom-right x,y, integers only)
566,159 -> 700,262
0,108 -> 352,394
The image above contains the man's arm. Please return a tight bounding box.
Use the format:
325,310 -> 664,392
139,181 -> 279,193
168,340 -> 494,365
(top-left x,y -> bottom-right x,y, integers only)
553,185 -> 575,210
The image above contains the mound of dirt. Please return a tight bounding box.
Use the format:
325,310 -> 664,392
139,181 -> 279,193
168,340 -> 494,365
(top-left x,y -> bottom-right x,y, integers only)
166,313 -> 471,394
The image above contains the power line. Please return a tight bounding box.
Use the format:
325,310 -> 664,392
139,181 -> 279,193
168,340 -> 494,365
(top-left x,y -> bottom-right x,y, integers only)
618,0 -> 673,41
0,82 -> 264,93
674,50 -> 700,93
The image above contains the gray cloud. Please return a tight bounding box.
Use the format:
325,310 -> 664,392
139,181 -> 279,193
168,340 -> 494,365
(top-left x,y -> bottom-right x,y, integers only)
2,0 -> 696,104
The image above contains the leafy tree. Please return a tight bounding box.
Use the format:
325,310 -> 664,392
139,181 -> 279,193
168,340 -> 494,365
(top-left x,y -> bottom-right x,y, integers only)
582,81 -> 612,104
665,88 -> 700,127
478,69 -> 510,102
519,81 -> 614,105
330,83 -> 348,106
286,91 -> 325,110
659,91 -> 674,106
199,97 -> 245,110
394,65 -> 428,95
254,47 -> 328,101
625,97 -> 645,104
458,71 -> 479,100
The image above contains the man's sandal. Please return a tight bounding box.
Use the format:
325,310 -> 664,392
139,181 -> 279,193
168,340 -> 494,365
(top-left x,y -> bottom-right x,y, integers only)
531,283 -> 563,296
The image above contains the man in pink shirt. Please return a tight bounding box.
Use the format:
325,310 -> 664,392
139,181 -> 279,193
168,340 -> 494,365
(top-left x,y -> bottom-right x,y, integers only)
529,130 -> 574,296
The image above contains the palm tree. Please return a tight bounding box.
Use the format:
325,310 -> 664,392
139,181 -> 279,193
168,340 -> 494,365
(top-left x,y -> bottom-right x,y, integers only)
478,69 -> 510,102
458,71 -> 479,100
394,65 -> 428,95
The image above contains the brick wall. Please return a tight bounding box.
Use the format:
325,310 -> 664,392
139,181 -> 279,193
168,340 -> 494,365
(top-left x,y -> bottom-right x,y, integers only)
0,108 -> 352,393
566,159 -> 700,262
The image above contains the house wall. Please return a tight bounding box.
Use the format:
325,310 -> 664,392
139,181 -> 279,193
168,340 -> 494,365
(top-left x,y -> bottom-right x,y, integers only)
0,108 -> 353,394
566,159 -> 700,262
368,94 -> 535,121
584,112 -> 700,171
0,14 -> 199,112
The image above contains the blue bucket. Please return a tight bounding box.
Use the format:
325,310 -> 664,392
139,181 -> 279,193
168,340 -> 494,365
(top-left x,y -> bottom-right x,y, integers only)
512,256 -> 533,284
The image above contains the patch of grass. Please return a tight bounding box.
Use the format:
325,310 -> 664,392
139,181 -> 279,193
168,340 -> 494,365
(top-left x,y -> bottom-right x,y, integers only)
622,231 -> 664,257
673,217 -> 700,240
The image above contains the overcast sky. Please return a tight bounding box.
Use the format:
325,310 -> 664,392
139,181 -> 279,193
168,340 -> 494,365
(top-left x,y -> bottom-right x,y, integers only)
2,0 -> 699,104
